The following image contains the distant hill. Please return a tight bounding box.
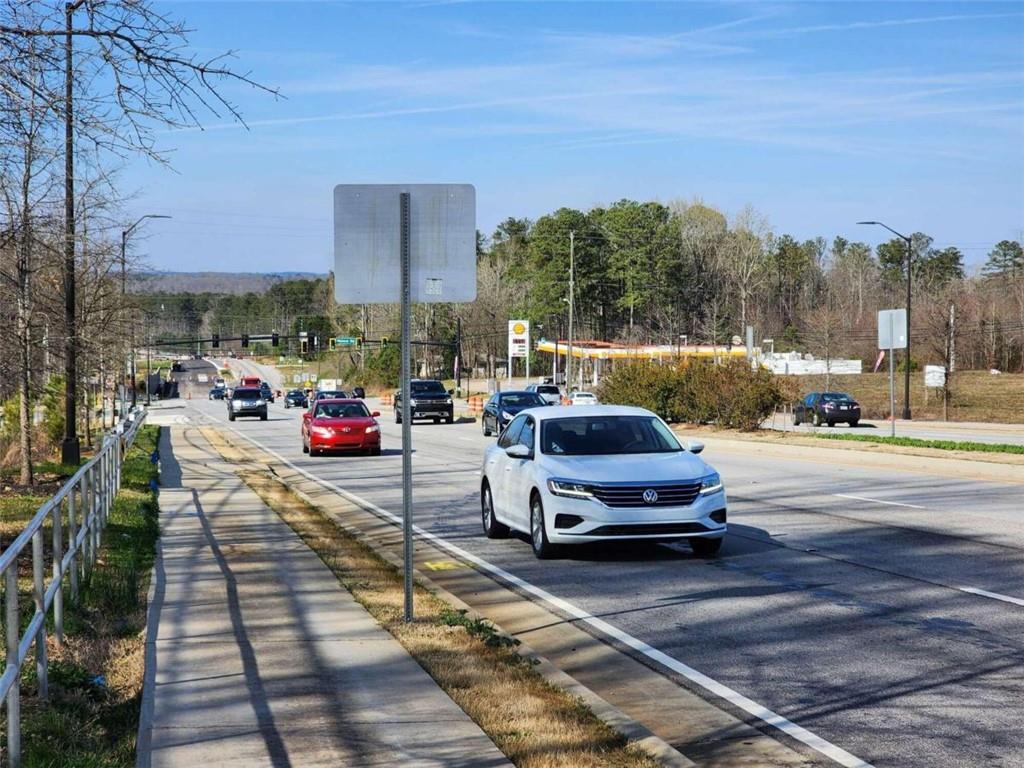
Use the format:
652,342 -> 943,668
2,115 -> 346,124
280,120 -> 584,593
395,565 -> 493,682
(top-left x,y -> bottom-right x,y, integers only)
129,271 -> 326,295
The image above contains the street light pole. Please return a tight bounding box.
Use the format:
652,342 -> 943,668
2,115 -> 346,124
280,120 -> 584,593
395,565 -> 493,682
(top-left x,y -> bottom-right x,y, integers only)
858,220 -> 913,420
566,231 -> 575,392
121,214 -> 170,410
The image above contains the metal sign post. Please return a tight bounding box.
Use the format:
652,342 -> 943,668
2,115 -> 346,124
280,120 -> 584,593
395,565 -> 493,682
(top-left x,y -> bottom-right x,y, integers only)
878,309 -> 907,438
334,184 -> 476,623
399,192 -> 414,622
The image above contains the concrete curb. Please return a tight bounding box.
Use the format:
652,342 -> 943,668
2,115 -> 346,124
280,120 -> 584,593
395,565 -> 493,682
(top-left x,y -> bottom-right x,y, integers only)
280,478 -> 695,768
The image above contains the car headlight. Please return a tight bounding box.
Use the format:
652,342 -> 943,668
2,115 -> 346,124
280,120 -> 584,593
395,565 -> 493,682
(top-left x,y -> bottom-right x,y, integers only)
547,479 -> 594,499
445,397 -> 452,405
232,401 -> 241,409
699,472 -> 723,495
365,425 -> 379,434
501,410 -> 514,421
312,426 -> 333,436
410,398 -> 418,407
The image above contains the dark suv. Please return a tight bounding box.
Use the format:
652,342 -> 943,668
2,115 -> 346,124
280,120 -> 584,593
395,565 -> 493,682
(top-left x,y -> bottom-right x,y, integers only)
394,379 -> 453,424
794,392 -> 861,427
227,387 -> 268,421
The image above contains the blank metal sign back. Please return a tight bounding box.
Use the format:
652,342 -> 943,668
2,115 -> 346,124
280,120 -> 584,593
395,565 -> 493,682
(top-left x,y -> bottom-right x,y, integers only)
333,184 -> 477,304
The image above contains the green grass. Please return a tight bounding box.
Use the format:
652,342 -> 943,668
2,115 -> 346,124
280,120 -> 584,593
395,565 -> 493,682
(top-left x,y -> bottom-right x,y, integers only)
814,432 -> 1024,455
0,425 -> 160,767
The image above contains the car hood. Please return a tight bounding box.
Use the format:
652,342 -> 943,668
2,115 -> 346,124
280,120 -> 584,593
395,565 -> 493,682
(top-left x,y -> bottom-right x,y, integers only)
312,417 -> 375,428
540,451 -> 711,483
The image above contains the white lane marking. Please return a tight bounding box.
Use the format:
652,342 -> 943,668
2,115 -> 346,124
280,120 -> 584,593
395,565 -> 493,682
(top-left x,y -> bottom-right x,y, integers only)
834,493 -> 925,510
956,586 -> 1024,608
457,436 -> 477,443
198,407 -> 873,768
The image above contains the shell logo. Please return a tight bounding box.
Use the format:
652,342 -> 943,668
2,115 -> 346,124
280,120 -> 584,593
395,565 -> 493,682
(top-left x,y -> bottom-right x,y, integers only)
512,322 -> 527,335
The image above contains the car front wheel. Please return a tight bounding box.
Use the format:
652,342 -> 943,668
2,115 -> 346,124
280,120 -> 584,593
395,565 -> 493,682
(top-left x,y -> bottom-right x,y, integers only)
395,408 -> 402,424
481,483 -> 509,539
482,417 -> 492,437
530,494 -> 558,559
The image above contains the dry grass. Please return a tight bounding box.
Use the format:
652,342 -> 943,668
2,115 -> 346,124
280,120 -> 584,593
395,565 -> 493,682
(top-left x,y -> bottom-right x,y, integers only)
203,428 -> 659,768
786,370 -> 1024,423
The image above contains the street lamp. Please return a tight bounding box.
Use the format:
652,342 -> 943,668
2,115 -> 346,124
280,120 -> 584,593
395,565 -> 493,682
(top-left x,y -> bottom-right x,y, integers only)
858,220 -> 912,420
121,214 -> 170,409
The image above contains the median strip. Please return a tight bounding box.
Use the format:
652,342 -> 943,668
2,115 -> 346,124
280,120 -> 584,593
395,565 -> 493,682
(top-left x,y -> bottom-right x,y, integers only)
200,427 -> 664,768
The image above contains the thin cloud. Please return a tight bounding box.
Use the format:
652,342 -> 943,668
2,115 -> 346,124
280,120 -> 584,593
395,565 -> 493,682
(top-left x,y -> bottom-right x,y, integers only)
750,11 -> 1024,38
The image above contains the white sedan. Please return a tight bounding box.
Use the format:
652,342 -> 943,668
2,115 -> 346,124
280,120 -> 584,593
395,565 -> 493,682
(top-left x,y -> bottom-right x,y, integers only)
569,391 -> 599,405
480,405 -> 727,558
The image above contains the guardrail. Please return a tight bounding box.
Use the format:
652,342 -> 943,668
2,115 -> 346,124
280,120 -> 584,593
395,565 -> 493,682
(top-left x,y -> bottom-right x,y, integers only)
1,408 -> 149,767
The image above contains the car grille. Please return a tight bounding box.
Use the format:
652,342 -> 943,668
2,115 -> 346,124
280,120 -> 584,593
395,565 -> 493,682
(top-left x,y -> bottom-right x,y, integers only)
590,482 -> 702,508
587,522 -> 711,536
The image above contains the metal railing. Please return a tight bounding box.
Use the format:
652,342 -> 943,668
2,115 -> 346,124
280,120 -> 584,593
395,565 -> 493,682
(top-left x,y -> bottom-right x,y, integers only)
1,408 -> 149,767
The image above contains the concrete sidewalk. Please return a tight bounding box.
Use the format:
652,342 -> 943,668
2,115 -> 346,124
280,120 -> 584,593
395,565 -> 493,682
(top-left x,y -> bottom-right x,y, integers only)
137,426 -> 510,767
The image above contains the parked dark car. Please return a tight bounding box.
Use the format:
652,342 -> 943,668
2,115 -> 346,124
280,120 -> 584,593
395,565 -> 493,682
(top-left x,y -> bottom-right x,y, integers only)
208,387 -> 226,400
284,389 -> 308,409
259,382 -> 275,403
481,391 -> 547,436
352,386 -> 366,399
227,387 -> 267,422
794,391 -> 861,427
394,379 -> 453,424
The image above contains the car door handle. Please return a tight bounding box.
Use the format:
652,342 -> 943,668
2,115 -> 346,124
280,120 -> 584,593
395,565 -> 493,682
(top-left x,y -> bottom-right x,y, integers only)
504,466 -> 512,472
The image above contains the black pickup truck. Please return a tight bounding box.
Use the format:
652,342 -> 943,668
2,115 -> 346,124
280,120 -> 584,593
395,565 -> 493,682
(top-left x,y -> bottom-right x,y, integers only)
394,379 -> 454,424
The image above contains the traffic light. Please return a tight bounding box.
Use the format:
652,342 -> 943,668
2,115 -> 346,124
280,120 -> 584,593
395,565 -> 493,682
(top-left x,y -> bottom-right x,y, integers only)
300,339 -> 308,354
381,336 -> 389,348
241,334 -> 249,348
271,332 -> 279,347
328,337 -> 336,351
212,333 -> 220,349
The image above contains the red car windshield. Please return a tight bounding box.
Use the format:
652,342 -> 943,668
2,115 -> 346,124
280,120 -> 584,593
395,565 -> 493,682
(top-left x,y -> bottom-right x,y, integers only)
315,402 -> 370,419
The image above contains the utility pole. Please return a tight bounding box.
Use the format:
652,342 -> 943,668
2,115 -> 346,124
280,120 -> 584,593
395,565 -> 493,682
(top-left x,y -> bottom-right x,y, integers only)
62,1 -> 82,466
455,315 -> 463,391
566,231 -> 575,393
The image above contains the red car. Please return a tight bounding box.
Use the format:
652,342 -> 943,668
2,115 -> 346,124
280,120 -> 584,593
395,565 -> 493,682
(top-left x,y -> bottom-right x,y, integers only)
302,398 -> 382,456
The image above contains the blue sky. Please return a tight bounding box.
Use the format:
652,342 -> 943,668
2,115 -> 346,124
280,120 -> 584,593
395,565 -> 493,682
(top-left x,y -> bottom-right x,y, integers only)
125,1 -> 1024,273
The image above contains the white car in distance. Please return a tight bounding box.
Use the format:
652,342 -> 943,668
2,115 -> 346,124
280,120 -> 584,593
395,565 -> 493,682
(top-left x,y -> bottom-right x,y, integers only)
480,405 -> 726,558
569,391 -> 599,405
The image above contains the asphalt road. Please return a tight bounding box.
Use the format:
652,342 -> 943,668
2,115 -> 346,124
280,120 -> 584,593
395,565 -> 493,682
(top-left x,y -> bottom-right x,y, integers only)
175,386 -> 1024,768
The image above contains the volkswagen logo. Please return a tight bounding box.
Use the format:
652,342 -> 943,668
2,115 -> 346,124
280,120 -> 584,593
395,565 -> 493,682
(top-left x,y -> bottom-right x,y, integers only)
341,426 -> 352,433
642,489 -> 659,504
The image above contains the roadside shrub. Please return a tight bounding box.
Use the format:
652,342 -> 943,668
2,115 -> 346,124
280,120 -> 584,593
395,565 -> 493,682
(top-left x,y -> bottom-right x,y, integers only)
597,359 -> 792,430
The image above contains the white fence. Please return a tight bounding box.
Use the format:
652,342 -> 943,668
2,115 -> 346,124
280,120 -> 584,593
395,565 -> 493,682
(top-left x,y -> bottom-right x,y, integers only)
0,409 -> 149,767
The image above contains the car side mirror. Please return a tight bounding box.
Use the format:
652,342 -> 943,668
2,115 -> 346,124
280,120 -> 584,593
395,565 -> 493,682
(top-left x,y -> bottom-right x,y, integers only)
447,388 -> 454,395
505,444 -> 531,460
371,411 -> 380,417
687,441 -> 705,455
302,412 -> 311,421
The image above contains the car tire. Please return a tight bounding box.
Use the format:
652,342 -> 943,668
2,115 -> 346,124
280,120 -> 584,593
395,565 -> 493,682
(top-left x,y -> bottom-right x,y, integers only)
482,418 -> 492,437
812,411 -> 822,427
302,440 -> 309,454
370,446 -> 381,457
445,416 -> 454,424
826,420 -> 835,427
260,412 -> 267,421
433,417 -> 440,424
792,412 -> 801,426
228,413 -> 235,422
395,409 -> 402,424
689,537 -> 722,557
530,494 -> 559,559
849,419 -> 859,428
481,483 -> 509,539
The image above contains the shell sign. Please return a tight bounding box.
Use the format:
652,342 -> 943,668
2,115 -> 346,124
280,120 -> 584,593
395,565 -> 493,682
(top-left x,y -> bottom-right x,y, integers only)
508,320 -> 530,358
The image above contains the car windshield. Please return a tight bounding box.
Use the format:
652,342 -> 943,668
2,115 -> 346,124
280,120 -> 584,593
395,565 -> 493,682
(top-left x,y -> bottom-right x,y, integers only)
821,392 -> 854,402
233,389 -> 261,399
536,386 -> 559,394
411,381 -> 447,395
500,393 -> 546,408
574,392 -> 595,399
315,402 -> 369,418
541,416 -> 682,455
288,390 -> 302,396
